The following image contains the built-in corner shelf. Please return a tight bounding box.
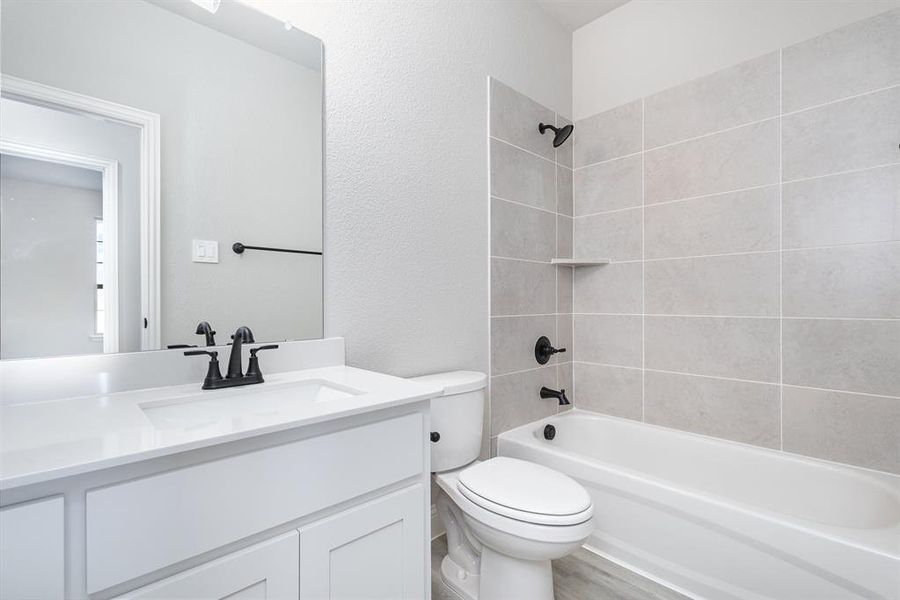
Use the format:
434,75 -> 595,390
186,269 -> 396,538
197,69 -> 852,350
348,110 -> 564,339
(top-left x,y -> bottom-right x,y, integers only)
550,258 -> 610,267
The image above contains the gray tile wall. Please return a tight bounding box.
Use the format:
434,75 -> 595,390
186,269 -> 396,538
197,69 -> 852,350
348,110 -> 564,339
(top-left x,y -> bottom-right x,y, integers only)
569,9 -> 900,474
489,79 -> 574,452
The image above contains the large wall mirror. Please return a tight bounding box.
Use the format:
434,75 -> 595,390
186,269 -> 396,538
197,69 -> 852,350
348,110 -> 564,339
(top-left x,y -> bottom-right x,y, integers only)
0,0 -> 323,359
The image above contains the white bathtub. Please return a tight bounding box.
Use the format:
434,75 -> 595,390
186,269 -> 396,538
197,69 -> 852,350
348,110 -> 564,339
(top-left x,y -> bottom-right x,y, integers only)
498,410 -> 900,600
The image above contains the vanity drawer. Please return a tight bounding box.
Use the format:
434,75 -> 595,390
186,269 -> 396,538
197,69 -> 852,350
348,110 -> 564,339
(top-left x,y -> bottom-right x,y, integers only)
86,412 -> 424,593
114,531 -> 298,600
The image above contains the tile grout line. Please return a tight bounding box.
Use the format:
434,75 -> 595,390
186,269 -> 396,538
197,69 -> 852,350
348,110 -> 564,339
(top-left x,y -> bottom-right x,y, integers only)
624,248 -> 781,262
569,114 -> 577,410
575,204 -> 646,219
643,115 -> 779,154
783,239 -> 900,252
496,312 -> 900,321
574,361 -> 900,401
486,81 -> 493,452
780,383 -> 900,401
489,135 -> 557,167
641,183 -> 779,210
571,313 -> 900,321
573,149 -> 643,172
574,83 -> 900,169
641,98 -> 646,423
492,364 -> 559,379
580,363 -> 779,386
779,48 -> 785,452
491,312 -> 566,319
570,119 -> 577,406
780,81 -> 900,118
782,161 -> 900,186
554,121 -> 560,416
606,238 -> 900,265
492,194 -> 561,217
490,255 -> 555,265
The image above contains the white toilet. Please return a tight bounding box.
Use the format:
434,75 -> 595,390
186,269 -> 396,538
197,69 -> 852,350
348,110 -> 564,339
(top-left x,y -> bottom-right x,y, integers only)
411,371 -> 594,600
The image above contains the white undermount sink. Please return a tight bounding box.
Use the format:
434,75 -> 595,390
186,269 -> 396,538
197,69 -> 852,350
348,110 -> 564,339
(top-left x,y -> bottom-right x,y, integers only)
139,379 -> 362,433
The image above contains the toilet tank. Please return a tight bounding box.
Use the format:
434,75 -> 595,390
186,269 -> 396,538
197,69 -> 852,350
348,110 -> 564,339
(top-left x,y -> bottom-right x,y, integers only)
409,371 -> 486,473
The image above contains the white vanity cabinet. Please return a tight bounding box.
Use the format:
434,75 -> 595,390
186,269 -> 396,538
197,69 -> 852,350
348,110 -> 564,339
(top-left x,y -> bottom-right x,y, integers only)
1,400 -> 432,600
85,412 -> 425,593
118,484 -> 426,600
299,484 -> 425,599
0,496 -> 65,600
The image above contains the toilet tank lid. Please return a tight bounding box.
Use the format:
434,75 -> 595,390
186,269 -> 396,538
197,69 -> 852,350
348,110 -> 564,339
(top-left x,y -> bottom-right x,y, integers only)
408,371 -> 486,395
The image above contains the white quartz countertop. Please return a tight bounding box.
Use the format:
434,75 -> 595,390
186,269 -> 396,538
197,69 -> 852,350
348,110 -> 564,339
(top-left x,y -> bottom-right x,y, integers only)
0,366 -> 440,490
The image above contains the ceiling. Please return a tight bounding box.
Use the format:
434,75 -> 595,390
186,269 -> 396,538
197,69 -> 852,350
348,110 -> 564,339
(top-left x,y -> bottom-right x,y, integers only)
535,0 -> 631,32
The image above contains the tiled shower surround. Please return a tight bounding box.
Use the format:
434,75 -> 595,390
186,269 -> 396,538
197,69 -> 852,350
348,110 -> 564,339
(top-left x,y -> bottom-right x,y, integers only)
488,78 -> 575,445
489,9 -> 899,474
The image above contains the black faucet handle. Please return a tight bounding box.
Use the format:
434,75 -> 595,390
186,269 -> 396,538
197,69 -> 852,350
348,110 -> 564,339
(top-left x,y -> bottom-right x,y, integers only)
246,345 -> 279,379
184,349 -> 218,358
184,350 -> 224,389
535,336 -> 566,365
249,344 -> 280,357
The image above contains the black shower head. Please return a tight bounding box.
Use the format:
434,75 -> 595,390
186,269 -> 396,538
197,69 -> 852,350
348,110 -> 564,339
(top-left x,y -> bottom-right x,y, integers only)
538,122 -> 574,148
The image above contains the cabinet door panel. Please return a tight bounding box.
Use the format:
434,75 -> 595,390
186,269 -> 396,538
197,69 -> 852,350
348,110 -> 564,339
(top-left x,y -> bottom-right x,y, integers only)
299,485 -> 425,600
0,496 -> 65,600
117,532 -> 298,600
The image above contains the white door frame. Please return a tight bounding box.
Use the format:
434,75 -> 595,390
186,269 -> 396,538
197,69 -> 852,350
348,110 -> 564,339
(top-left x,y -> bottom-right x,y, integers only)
0,140 -> 121,353
1,74 -> 161,350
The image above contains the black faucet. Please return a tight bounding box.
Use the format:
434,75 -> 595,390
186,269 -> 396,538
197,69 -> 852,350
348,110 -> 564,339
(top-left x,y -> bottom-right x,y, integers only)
227,326 -> 256,379
540,386 -> 570,406
184,325 -> 279,389
165,321 -> 216,349
196,321 -> 217,346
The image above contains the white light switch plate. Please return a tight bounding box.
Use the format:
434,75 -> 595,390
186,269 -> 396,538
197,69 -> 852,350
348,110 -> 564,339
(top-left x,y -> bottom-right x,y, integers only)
192,239 -> 219,263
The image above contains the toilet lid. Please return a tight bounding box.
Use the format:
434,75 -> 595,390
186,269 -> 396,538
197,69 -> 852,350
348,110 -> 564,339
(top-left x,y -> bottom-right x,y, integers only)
457,457 -> 592,526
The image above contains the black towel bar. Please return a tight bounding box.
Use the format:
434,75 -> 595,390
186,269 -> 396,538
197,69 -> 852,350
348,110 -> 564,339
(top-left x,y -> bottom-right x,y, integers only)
232,242 -> 322,256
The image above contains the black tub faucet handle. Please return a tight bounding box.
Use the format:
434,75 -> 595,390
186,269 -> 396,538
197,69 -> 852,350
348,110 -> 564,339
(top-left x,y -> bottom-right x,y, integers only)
535,336 -> 567,365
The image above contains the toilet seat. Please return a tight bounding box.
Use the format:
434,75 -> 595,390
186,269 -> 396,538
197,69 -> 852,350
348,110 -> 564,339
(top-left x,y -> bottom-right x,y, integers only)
435,466 -> 594,546
456,458 -> 593,526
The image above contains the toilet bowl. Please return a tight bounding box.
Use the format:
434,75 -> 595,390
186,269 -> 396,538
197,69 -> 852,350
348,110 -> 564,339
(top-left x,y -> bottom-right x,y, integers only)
410,371 -> 593,600
435,458 -> 594,600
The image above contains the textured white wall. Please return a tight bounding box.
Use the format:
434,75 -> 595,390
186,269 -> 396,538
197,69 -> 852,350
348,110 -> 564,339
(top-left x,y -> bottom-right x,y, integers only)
574,0 -> 900,119
248,0 -> 572,376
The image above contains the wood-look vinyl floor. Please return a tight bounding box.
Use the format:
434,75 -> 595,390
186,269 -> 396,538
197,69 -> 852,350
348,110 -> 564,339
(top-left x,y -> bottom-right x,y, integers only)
431,535 -> 689,600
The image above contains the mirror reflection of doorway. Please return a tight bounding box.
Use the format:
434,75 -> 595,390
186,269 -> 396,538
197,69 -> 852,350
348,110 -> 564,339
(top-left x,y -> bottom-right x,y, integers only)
0,82 -> 161,359
0,151 -> 118,358
0,79 -> 161,357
